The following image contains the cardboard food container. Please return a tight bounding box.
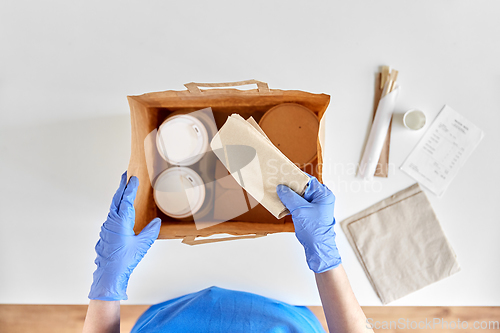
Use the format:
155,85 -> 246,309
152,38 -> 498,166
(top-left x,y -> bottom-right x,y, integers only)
127,80 -> 330,245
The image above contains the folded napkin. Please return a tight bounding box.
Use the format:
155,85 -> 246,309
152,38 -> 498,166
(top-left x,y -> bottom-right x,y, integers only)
340,183 -> 460,304
210,114 -> 310,219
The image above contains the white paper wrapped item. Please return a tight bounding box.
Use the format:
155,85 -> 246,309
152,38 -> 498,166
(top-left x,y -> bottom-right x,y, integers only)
359,84 -> 400,180
210,114 -> 310,219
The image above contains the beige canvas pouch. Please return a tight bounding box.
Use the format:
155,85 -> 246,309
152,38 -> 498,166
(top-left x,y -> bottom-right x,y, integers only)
340,183 -> 461,304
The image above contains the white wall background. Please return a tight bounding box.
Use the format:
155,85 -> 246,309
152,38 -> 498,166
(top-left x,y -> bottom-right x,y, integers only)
1,0 -> 499,306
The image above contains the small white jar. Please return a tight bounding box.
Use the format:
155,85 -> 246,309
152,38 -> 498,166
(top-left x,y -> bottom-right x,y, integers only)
403,109 -> 426,130
156,114 -> 209,166
153,167 -> 206,219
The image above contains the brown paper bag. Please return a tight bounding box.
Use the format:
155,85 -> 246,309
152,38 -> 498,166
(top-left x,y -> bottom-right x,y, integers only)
126,80 -> 330,244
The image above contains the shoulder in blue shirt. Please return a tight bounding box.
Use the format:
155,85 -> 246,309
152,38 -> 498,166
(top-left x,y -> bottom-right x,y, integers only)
131,286 -> 326,333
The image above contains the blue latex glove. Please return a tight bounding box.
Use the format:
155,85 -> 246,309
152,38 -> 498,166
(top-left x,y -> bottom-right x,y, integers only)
88,172 -> 161,301
276,177 -> 341,273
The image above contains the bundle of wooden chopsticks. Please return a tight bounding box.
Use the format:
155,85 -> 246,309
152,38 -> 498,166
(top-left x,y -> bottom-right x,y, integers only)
380,66 -> 399,97
369,65 -> 400,178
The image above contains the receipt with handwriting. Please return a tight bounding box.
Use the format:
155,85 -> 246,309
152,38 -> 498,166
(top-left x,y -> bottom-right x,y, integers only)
401,105 -> 484,196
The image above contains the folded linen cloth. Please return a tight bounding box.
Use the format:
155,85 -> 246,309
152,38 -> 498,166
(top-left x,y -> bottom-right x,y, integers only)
340,183 -> 460,304
210,114 -> 310,219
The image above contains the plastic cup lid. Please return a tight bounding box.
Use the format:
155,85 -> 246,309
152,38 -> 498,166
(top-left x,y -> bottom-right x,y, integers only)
153,167 -> 206,219
157,114 -> 209,166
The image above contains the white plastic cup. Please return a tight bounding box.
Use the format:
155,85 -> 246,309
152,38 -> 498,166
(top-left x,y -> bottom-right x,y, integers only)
153,167 -> 206,219
403,109 -> 426,130
156,114 -> 209,166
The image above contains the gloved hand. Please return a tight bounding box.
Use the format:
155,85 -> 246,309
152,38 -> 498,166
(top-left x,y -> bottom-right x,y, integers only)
88,172 -> 161,301
276,176 -> 341,273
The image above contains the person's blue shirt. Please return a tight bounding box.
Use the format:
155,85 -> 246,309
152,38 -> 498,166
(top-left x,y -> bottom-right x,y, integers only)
131,286 -> 326,332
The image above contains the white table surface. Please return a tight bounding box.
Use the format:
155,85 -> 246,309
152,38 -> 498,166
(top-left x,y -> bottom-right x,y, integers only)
1,1 -> 499,306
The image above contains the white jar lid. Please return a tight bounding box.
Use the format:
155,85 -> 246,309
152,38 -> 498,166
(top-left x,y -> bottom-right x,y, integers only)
403,109 -> 426,130
157,114 -> 209,166
153,167 -> 206,219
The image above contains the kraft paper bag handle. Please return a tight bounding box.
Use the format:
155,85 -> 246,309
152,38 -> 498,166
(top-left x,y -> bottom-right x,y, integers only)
184,79 -> 270,94
181,233 -> 267,246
